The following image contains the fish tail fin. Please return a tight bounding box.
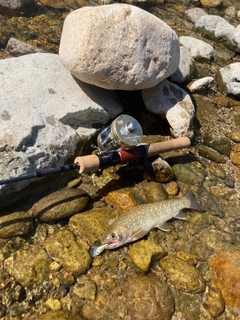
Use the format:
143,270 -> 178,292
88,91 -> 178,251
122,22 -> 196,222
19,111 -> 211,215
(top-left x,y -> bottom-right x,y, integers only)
185,189 -> 206,212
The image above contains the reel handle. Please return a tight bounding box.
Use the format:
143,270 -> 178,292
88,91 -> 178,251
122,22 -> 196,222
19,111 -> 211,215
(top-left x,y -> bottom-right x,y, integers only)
74,136 -> 190,174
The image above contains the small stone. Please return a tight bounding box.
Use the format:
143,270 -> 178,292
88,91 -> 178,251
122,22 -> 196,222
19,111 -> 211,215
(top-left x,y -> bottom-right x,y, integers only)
71,276 -> 97,301
200,0 -> 222,7
35,310 -> 85,320
0,211 -> 34,238
187,77 -> 214,92
160,255 -> 206,293
204,283 -> 225,317
195,145 -> 226,163
209,162 -> 226,179
29,188 -> 89,222
49,261 -> 61,271
104,188 -> 136,214
227,131 -> 240,142
129,239 -> 166,272
165,181 -> 179,196
230,144 -> 240,167
176,251 -> 198,266
172,161 -> 207,185
46,298 -> 61,311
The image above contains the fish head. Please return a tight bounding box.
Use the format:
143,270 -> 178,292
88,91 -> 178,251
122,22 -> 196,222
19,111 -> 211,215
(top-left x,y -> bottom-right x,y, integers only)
102,226 -> 131,249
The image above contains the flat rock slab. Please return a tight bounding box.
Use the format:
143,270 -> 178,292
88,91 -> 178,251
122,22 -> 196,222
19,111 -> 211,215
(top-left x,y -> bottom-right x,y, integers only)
59,4 -> 180,90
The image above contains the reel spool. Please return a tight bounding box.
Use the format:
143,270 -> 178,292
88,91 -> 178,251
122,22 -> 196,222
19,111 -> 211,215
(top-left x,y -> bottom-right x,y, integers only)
97,114 -> 143,152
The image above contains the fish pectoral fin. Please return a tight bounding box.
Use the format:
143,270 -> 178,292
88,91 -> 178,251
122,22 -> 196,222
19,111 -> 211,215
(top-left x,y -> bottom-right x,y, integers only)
156,222 -> 170,232
130,227 -> 146,239
174,210 -> 187,220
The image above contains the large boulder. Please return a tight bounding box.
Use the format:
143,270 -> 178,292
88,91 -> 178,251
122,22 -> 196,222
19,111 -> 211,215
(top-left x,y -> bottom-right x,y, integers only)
59,4 -> 180,90
0,53 -> 123,197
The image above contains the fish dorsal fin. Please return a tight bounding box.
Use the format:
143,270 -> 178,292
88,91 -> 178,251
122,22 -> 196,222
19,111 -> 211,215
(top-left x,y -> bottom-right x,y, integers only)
156,222 -> 170,232
174,210 -> 187,220
130,227 -> 146,239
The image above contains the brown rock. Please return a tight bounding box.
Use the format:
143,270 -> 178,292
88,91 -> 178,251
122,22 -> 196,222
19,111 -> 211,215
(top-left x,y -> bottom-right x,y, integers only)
203,283 -> 225,317
123,274 -> 175,320
230,144 -> 240,167
104,188 -> 136,214
35,310 -> 85,320
200,0 -> 222,7
228,131 -> 240,142
210,248 -> 240,308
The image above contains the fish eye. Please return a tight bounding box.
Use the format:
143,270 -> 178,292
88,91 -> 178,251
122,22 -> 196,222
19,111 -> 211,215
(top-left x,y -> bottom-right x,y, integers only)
110,233 -> 116,239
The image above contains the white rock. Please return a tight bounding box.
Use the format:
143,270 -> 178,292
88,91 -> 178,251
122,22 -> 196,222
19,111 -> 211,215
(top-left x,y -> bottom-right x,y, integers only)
0,0 -> 34,9
187,77 -> 214,92
59,4 -> 180,90
217,62 -> 240,97
0,53 -> 123,195
184,7 -> 208,24
179,36 -> 214,61
142,80 -> 195,138
195,15 -> 238,52
233,25 -> 240,52
169,46 -> 196,83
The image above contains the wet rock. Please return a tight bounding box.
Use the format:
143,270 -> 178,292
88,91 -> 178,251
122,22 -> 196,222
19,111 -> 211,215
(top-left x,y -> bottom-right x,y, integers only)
29,188 -> 89,222
104,188 -> 136,214
150,158 -> 175,183
123,274 -> 175,320
210,245 -> 240,308
45,298 -> 61,311
230,144 -> 240,167
59,4 -> 180,90
35,310 -> 86,320
187,77 -> 214,93
6,38 -> 44,56
0,0 -> 34,9
71,275 -> 97,301
169,46 -> 196,83
179,36 -> 214,61
172,161 -> 207,185
204,136 -> 232,156
4,244 -> 51,287
203,283 -> 225,317
160,255 -> 206,293
228,131 -> 240,143
68,207 -> 119,246
165,181 -> 179,196
128,239 -> 166,272
137,181 -> 169,203
195,145 -> 226,163
217,63 -> 240,97
0,211 -> 34,238
142,79 -> 195,138
45,229 -> 91,276
176,251 -> 198,265
209,162 -> 226,179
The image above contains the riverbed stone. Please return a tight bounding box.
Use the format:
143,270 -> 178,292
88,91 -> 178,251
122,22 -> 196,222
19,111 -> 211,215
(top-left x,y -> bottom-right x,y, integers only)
29,188 -> 89,222
230,144 -> 240,167
200,0 -> 222,8
228,131 -> 240,143
71,276 -> 97,301
45,229 -> 91,275
0,0 -> 34,9
216,62 -> 240,97
172,161 -> 207,185
4,244 -> 52,287
179,36 -> 214,61
59,4 -> 180,90
210,245 -> 240,308
160,255 -> 206,293
184,7 -> 208,24
195,145 -> 226,163
123,274 -> 175,320
142,79 -> 195,137
203,283 -> 225,318
128,239 -> 166,272
68,207 -> 119,246
104,188 -> 136,214
0,211 -> 34,238
187,76 -> 214,93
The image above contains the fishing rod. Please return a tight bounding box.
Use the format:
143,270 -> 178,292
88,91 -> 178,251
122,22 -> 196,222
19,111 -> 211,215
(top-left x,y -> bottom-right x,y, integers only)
0,115 -> 190,186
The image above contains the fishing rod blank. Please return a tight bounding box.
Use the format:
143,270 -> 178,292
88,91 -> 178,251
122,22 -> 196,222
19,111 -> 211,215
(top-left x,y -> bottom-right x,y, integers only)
0,163 -> 80,185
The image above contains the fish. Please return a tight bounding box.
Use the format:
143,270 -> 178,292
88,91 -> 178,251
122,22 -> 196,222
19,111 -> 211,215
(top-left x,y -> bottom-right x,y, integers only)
102,189 -> 206,249
91,244 -> 108,257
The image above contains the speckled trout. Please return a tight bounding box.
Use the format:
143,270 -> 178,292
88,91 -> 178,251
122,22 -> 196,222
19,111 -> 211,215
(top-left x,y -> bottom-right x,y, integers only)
102,189 -> 206,249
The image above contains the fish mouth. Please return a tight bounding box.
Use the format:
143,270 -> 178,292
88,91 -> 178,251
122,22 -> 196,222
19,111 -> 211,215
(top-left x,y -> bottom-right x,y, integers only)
102,239 -> 119,249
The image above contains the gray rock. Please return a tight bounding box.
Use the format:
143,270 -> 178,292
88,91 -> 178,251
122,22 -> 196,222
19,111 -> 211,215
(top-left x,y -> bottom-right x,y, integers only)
179,36 -> 214,61
59,4 -> 180,90
217,62 -> 240,97
142,79 -> 195,138
169,46 -> 196,83
0,0 -> 34,9
195,15 -> 239,52
6,38 -> 45,56
0,53 -> 123,196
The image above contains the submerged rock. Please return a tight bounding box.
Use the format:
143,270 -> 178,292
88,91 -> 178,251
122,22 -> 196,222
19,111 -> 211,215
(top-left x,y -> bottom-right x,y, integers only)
160,255 -> 206,293
35,310 -> 86,320
0,211 -> 34,238
29,188 -> 89,222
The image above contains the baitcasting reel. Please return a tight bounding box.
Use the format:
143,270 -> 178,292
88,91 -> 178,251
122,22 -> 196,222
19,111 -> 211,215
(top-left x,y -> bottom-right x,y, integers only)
97,114 -> 143,152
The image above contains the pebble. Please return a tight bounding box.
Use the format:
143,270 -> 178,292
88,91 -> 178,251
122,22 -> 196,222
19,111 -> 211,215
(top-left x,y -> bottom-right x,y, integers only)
196,145 -> 226,163
204,283 -> 225,317
35,310 -> 86,320
187,76 -> 214,93
200,0 -> 223,7
230,144 -> 240,167
228,131 -> 240,142
209,162 -> 226,179
71,276 -> 97,301
104,188 -> 136,214
0,211 -> 34,238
